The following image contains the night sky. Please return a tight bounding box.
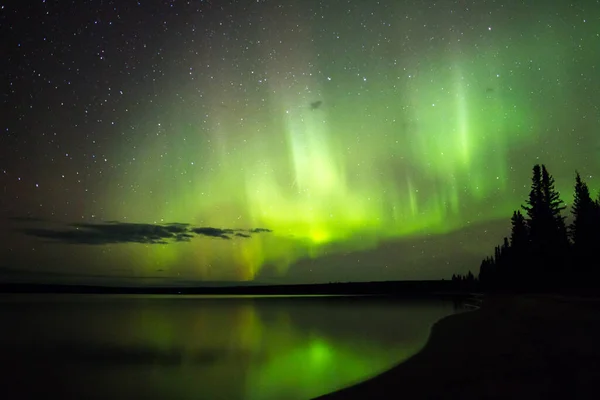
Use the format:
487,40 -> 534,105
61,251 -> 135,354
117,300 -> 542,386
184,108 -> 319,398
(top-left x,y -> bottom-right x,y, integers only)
1,0 -> 599,286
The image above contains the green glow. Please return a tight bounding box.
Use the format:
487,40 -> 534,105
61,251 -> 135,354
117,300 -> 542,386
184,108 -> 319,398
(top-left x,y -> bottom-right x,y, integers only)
88,3 -> 600,281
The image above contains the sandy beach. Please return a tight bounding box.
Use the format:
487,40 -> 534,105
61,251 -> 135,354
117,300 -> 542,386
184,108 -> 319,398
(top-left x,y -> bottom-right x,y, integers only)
315,294 -> 600,400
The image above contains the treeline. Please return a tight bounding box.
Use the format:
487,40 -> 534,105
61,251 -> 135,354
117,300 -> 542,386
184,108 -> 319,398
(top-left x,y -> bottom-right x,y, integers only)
476,164 -> 600,291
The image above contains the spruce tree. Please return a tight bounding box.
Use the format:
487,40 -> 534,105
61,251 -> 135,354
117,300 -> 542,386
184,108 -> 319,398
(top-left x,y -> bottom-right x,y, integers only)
570,172 -> 596,265
475,165 -> 592,291
466,271 -> 474,282
541,165 -> 568,246
497,237 -> 511,286
524,165 -> 543,210
596,193 -> 600,225
592,193 -> 600,280
521,164 -> 568,285
521,165 -> 544,282
522,165 -> 543,244
478,260 -> 487,284
510,210 -> 528,249
509,210 -> 528,286
478,256 -> 495,288
542,165 -> 569,280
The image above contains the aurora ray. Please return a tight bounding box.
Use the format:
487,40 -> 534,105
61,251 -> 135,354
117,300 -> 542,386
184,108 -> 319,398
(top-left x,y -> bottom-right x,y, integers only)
1,0 -> 599,283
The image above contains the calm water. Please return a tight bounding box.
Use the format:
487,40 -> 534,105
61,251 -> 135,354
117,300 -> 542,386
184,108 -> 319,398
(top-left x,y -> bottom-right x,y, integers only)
0,295 -> 458,400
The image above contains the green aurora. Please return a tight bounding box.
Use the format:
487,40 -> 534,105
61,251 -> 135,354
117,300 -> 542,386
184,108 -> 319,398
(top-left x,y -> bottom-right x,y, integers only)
1,0 -> 599,283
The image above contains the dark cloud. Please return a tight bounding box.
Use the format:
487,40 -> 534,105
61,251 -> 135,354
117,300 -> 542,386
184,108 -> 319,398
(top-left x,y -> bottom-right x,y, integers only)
19,221 -> 271,245
191,227 -> 234,239
191,227 -> 273,239
21,222 -> 175,245
249,228 -> 273,233
174,233 -> 194,242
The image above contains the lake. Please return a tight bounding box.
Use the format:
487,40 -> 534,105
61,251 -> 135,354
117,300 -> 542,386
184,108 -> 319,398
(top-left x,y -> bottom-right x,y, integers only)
0,294 -> 459,399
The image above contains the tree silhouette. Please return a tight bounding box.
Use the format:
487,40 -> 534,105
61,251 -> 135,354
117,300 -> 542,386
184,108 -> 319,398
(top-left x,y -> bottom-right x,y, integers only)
478,256 -> 495,287
570,172 -> 597,279
541,165 -> 570,274
473,164 -> 580,292
596,193 -> 600,230
521,164 -> 568,285
521,164 -> 543,281
465,164 -> 600,292
510,210 -> 528,248
452,271 -> 478,291
495,237 -> 510,285
466,270 -> 475,282
522,165 -> 543,233
505,211 -> 528,287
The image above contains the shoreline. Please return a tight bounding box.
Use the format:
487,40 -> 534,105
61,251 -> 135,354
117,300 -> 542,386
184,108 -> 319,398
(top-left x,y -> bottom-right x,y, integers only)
315,294 -> 600,400
0,280 -> 475,296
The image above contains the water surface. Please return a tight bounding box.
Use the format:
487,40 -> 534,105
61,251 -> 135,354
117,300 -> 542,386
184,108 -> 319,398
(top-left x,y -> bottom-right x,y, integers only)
0,295 -> 457,399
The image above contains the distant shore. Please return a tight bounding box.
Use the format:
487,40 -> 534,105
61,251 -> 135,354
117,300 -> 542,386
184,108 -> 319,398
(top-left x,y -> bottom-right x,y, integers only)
0,280 -> 474,296
315,294 -> 600,400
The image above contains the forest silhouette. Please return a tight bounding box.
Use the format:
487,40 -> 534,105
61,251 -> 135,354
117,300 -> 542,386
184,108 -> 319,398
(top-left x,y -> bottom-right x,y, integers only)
453,164 -> 600,292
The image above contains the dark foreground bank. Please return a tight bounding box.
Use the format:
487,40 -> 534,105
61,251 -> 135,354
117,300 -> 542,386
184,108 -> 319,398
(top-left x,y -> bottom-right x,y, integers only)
315,294 -> 600,400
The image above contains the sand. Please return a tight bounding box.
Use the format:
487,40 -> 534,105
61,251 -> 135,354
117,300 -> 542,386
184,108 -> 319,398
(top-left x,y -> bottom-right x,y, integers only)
314,294 -> 600,400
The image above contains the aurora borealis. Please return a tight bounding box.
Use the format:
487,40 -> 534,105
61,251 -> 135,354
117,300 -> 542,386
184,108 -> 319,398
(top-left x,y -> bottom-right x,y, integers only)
1,0 -> 599,284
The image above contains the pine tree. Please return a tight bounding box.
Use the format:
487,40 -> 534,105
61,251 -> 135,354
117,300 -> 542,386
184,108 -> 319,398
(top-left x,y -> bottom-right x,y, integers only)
596,195 -> 600,226
590,192 -> 600,280
521,164 -> 568,285
474,165 -> 592,292
478,256 -> 496,288
509,210 -> 529,287
595,192 -> 600,225
570,172 -> 596,263
466,271 -> 474,282
522,165 -> 543,248
496,236 -> 511,286
494,244 -> 501,264
521,164 -> 544,282
542,165 -> 569,281
541,165 -> 568,248
510,210 -> 528,248
478,260 -> 487,283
